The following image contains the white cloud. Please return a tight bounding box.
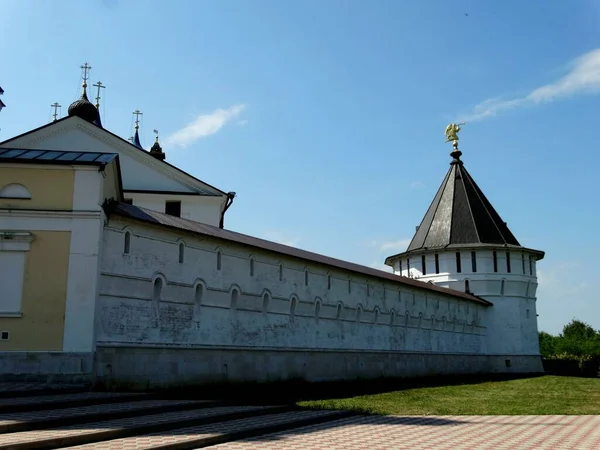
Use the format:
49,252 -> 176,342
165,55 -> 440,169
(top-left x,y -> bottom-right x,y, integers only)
410,181 -> 424,190
261,231 -> 300,248
164,104 -> 245,148
459,48 -> 600,121
378,239 -> 412,253
369,262 -> 393,273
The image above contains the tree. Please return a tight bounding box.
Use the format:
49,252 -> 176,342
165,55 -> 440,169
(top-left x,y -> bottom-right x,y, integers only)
538,331 -> 558,357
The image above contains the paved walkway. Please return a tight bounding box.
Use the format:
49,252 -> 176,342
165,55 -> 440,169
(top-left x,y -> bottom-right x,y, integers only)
210,414 -> 600,450
0,383 -> 598,449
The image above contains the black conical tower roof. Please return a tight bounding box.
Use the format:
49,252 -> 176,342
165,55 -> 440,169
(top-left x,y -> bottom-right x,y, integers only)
406,148 -> 520,253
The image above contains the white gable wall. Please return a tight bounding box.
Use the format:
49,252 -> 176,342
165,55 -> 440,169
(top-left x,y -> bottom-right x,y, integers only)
125,192 -> 223,227
6,127 -> 195,192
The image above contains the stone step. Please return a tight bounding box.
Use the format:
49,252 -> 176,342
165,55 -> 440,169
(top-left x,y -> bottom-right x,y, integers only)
0,405 -> 284,450
0,383 -> 87,399
0,392 -> 151,414
0,399 -> 214,434
62,409 -> 353,450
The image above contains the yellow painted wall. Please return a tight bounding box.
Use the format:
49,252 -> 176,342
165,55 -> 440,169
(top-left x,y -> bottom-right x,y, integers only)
0,167 -> 74,210
0,231 -> 71,351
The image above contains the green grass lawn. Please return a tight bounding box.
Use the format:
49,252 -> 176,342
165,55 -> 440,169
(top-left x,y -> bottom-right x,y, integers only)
297,376 -> 600,415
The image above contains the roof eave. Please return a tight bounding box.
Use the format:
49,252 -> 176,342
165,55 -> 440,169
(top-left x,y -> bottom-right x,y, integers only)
385,242 -> 545,264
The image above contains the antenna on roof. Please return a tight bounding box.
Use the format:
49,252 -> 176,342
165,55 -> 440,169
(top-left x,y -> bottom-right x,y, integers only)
51,102 -> 61,121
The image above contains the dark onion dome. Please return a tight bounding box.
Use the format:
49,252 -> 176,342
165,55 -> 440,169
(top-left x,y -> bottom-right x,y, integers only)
68,82 -> 100,124
149,136 -> 166,161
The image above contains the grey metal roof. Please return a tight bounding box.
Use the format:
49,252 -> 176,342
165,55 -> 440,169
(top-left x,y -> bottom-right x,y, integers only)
110,202 -> 492,306
397,151 -> 522,258
0,148 -> 117,165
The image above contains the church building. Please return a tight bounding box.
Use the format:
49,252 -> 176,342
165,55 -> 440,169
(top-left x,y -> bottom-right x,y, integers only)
0,65 -> 544,386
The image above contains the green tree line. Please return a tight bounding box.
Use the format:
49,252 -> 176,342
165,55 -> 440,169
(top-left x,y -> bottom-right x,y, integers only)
539,319 -> 600,357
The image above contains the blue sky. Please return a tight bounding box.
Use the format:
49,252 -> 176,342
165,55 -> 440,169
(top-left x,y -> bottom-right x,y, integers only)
1,0 -> 599,335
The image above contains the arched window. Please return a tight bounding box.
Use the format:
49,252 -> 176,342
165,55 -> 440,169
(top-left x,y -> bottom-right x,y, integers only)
327,274 -> 331,290
231,288 -> 239,310
194,284 -> 203,304
193,284 -> 203,319
315,299 -> 321,319
217,251 -> 222,270
262,292 -> 270,313
0,183 -> 31,199
250,258 -> 255,277
178,242 -> 185,263
500,279 -> 506,296
153,278 -> 163,301
304,270 -> 309,286
336,303 -> 343,320
290,296 -> 297,316
465,280 -> 470,293
124,231 -> 131,254
390,310 -> 396,326
279,264 -> 283,281
348,279 -> 352,294
356,305 -> 362,323
374,307 -> 380,324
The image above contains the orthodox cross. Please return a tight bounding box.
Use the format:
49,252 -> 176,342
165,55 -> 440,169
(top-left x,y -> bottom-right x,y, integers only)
80,62 -> 92,86
51,102 -> 61,121
133,109 -> 143,130
93,81 -> 105,108
153,129 -> 159,139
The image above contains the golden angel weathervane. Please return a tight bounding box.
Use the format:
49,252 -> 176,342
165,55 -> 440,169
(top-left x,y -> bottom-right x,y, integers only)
445,122 -> 466,148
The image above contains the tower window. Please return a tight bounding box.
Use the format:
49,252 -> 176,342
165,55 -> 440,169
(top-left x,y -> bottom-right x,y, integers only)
304,270 -> 309,286
165,200 -> 181,217
465,280 -> 470,293
421,255 -> 426,275
506,251 -> 511,273
279,264 -> 283,281
217,251 -> 222,271
434,254 -> 439,274
471,251 -> 477,273
529,256 -> 533,275
522,254 -> 526,274
327,274 -> 331,290
493,251 -> 498,273
455,252 -> 461,273
348,279 -> 352,293
250,258 -> 255,277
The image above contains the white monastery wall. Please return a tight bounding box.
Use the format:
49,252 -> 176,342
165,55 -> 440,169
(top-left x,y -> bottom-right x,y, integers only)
98,218 -> 488,355
90,217 -> 551,387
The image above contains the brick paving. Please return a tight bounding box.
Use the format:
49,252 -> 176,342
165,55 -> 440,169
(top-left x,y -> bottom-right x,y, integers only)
208,414 -> 600,450
63,410 -> 344,449
0,405 -> 268,448
0,399 -> 204,430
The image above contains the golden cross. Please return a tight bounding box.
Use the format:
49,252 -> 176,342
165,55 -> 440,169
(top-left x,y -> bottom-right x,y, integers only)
133,109 -> 143,130
51,102 -> 61,121
93,81 -> 105,108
